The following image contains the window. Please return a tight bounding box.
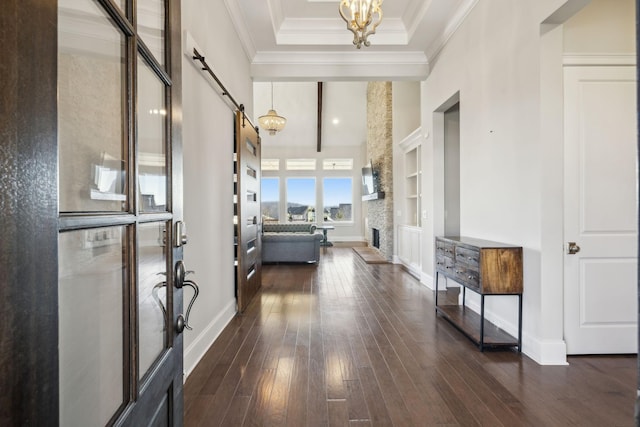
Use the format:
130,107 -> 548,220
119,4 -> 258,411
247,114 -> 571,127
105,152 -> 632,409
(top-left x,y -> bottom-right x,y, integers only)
322,158 -> 353,170
286,158 -> 316,170
286,178 -> 316,222
261,177 -> 279,221
261,158 -> 280,171
323,178 -> 353,222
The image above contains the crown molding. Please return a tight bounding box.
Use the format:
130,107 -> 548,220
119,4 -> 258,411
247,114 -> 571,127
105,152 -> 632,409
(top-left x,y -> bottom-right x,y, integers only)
253,50 -> 428,65
223,0 -> 257,60
404,0 -> 434,39
276,17 -> 407,45
425,0 -> 479,63
268,0 -> 285,37
251,51 -> 429,81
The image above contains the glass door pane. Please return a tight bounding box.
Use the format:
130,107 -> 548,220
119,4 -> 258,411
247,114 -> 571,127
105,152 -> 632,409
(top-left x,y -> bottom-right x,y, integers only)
137,55 -> 167,212
58,0 -> 127,212
138,221 -> 169,380
58,227 -> 127,426
137,0 -> 165,66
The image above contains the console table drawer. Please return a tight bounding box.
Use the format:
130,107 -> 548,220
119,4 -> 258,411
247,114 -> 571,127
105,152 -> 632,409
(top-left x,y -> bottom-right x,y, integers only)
435,255 -> 453,271
455,266 -> 479,290
455,246 -> 479,268
436,239 -> 455,258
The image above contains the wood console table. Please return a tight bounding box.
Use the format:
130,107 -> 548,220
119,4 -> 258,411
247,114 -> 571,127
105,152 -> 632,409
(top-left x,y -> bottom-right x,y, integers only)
434,236 -> 523,352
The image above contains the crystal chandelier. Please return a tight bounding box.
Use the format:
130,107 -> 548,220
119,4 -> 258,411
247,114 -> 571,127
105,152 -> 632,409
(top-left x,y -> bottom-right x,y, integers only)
258,82 -> 287,136
338,0 -> 383,49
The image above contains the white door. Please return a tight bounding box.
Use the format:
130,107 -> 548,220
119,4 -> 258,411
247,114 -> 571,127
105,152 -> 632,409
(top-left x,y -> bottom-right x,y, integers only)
564,65 -> 638,354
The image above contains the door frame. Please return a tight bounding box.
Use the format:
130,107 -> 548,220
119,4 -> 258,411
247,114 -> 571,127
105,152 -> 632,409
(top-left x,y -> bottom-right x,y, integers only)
0,0 -> 184,424
1,0 -> 59,423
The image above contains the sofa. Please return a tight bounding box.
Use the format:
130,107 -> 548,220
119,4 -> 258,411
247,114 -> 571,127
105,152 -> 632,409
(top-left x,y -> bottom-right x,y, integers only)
261,222 -> 324,263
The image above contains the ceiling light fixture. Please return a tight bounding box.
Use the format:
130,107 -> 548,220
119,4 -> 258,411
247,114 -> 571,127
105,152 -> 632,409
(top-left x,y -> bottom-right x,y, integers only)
258,82 -> 287,135
338,0 -> 383,49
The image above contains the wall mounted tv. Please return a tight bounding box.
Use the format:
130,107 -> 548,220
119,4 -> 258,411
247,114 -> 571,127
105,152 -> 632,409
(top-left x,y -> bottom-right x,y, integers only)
361,161 -> 384,201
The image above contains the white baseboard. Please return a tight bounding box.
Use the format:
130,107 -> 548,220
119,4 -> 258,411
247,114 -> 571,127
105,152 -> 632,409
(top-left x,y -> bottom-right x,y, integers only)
330,235 -> 365,243
523,336 -> 568,365
394,257 -> 424,281
183,299 -> 237,379
421,272 -> 434,289
460,298 -> 568,365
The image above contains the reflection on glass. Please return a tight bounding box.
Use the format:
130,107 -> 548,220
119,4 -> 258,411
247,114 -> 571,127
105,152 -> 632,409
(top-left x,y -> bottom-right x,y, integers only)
138,222 -> 168,380
137,0 -> 165,65
59,227 -> 125,426
58,0 -> 127,212
137,55 -> 167,212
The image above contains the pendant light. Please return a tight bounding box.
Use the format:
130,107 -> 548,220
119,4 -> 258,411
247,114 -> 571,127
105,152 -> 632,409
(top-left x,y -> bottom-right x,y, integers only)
339,0 -> 383,49
258,82 -> 287,135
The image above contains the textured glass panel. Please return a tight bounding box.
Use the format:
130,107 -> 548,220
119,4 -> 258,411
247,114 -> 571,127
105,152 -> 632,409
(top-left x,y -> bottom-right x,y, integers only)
138,222 -> 168,380
59,227 -> 126,426
58,0 -> 127,212
138,55 -> 167,212
137,0 -> 165,66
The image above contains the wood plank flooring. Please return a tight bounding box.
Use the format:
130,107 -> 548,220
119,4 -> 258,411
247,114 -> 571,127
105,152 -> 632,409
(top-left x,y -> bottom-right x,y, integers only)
184,247 -> 637,426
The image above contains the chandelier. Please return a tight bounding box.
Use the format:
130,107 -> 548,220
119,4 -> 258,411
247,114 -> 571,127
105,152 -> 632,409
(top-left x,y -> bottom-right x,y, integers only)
338,0 -> 383,49
258,82 -> 287,136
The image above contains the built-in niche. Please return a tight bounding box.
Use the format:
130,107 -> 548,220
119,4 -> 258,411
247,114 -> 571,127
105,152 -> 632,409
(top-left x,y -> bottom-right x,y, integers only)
444,102 -> 460,236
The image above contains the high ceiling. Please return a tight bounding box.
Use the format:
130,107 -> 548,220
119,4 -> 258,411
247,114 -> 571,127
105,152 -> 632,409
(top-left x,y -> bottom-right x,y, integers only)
226,0 -> 478,81
254,81 -> 368,148
240,1 -> 476,148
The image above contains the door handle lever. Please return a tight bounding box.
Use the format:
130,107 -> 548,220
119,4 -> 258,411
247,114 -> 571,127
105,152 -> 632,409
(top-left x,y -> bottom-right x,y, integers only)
181,280 -> 200,330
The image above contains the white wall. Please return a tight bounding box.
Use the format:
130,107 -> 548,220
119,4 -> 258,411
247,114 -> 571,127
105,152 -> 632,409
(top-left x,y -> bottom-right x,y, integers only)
181,0 -> 253,377
423,0 -> 545,361
563,0 -> 636,54
392,81 -> 421,143
420,0 -> 635,365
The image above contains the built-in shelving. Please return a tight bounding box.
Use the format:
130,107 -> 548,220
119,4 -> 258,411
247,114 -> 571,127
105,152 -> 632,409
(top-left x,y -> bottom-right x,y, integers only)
399,128 -> 422,227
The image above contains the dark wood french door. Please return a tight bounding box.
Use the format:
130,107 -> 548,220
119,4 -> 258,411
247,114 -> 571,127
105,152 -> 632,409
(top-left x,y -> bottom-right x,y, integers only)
0,0 -> 184,425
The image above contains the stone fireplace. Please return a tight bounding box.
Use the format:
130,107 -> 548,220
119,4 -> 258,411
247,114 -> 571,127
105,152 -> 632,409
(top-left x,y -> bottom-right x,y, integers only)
372,228 -> 380,249
365,82 -> 393,260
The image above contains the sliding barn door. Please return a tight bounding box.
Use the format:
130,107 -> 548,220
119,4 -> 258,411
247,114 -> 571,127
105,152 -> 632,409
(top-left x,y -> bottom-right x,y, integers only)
235,111 -> 262,312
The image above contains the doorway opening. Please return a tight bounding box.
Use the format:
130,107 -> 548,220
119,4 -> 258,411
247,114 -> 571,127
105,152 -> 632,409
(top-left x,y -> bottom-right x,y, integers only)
443,103 -> 460,236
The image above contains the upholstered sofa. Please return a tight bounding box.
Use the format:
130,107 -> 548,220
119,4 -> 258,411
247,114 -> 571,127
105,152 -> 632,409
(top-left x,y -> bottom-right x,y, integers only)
262,222 -> 324,263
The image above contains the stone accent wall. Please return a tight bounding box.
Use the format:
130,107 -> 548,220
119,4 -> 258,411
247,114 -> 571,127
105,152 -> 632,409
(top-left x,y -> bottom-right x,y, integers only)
366,82 -> 393,260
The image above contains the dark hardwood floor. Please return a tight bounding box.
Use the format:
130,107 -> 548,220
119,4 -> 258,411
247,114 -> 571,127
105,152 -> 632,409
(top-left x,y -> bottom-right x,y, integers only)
184,247 -> 636,426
